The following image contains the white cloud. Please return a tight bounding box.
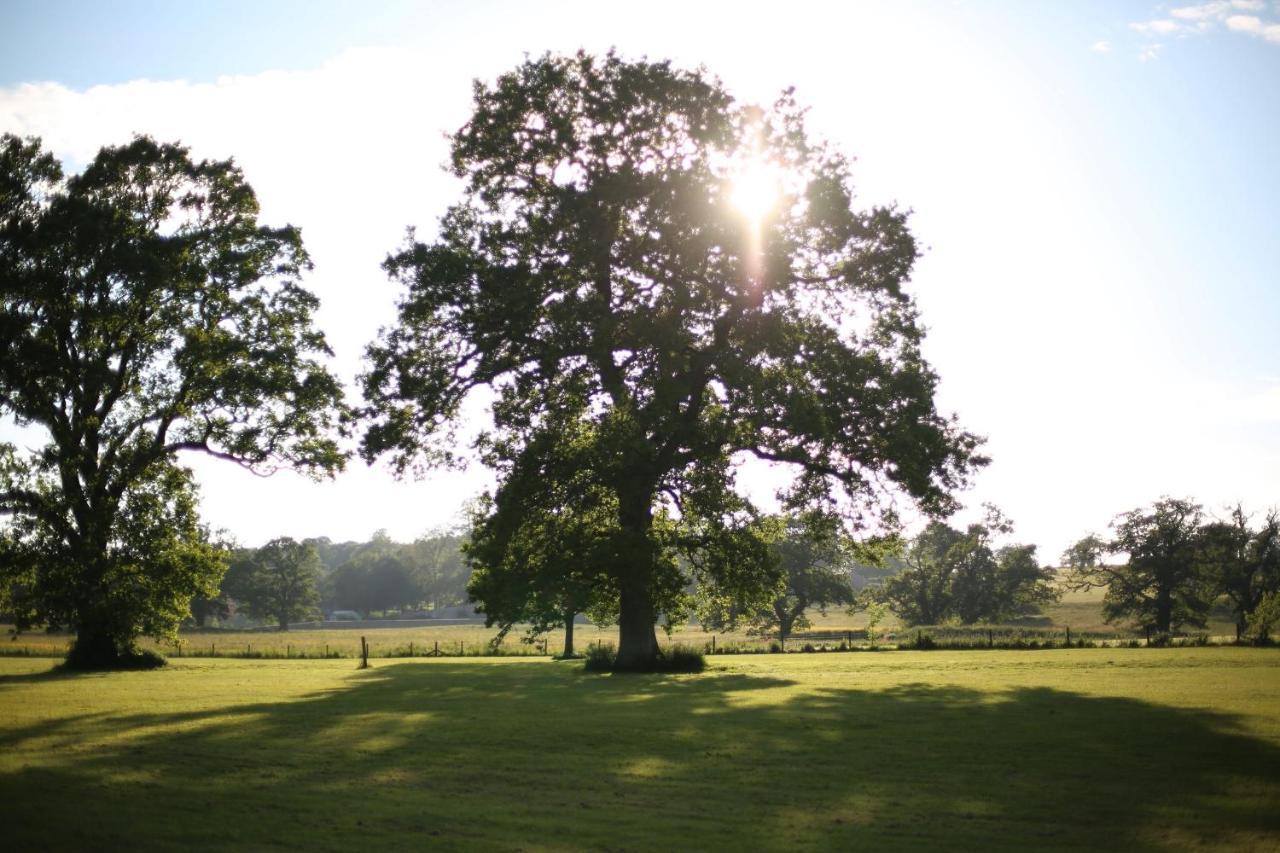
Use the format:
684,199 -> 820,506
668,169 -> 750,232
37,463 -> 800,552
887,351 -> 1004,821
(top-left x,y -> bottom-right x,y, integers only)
1131,18 -> 1183,35
1227,13 -> 1264,30
1126,1 -> 1280,51
1172,0 -> 1265,18
1140,43 -> 1164,61
1092,40 -> 1112,53
1226,12 -> 1280,39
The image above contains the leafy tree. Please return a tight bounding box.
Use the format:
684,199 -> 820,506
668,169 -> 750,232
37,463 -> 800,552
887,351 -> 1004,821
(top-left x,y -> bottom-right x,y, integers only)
224,538 -> 320,630
748,515 -> 856,645
1246,590 -> 1280,644
360,52 -> 984,669
875,512 -> 1055,626
1060,534 -> 1106,570
877,522 -> 962,626
1070,498 -> 1212,635
1199,506 -> 1280,639
0,135 -> 346,665
465,452 -> 620,657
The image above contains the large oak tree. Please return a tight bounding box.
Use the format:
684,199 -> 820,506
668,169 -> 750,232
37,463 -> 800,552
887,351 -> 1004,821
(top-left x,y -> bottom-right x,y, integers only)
361,53 -> 984,669
0,135 -> 346,666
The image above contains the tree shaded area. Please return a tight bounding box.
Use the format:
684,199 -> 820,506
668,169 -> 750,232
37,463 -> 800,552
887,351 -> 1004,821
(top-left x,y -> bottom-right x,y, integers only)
2,654 -> 1278,850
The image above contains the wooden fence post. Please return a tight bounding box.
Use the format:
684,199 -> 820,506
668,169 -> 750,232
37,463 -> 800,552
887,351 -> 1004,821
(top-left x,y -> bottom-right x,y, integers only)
711,635 -> 716,654
1066,627 -> 1071,646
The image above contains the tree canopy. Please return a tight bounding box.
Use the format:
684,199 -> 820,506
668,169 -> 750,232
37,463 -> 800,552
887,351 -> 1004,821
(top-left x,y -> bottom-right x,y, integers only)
0,134 -> 347,666
748,514 -> 858,644
1069,498 -> 1213,635
1198,506 -> 1280,639
360,52 -> 985,669
223,537 -> 321,630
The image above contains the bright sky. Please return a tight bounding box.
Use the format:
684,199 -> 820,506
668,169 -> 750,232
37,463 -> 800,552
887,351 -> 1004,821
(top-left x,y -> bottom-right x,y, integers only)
2,0 -> 1278,560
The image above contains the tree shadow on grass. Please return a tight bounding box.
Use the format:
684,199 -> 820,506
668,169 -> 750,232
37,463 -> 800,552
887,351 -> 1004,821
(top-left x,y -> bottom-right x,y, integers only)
3,661 -> 1279,851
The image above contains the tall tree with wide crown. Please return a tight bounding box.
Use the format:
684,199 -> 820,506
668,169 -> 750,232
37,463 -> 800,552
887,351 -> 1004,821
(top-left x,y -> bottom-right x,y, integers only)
361,53 -> 984,670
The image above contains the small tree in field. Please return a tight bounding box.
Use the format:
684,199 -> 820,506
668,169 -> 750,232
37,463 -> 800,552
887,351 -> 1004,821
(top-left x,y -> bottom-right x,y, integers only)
1060,534 -> 1106,571
1070,498 -> 1212,635
1246,590 -> 1280,645
224,538 -> 321,630
0,135 -> 346,666
746,515 -> 857,646
360,52 -> 984,670
1199,507 -> 1280,640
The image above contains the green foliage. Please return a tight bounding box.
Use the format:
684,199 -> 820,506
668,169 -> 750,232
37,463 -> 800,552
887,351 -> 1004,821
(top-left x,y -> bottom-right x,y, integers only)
874,509 -> 1057,626
1246,591 -> 1280,645
328,554 -> 419,616
360,51 -> 984,669
0,134 -> 347,665
706,513 -> 858,644
582,642 -> 618,672
863,600 -> 888,643
581,641 -> 706,673
1061,534 -> 1106,570
1199,506 -> 1280,637
1070,498 -> 1214,634
222,538 -> 321,630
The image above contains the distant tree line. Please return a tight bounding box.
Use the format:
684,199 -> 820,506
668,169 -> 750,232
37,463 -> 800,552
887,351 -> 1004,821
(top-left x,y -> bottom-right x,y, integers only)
187,528 -> 469,629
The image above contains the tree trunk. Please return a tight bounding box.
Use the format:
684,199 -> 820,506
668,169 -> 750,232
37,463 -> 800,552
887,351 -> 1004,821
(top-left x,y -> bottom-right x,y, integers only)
563,612 -> 576,658
1155,588 -> 1172,634
777,605 -> 794,647
614,488 -> 660,671
616,577 -> 660,670
278,614 -> 289,631
67,616 -> 124,668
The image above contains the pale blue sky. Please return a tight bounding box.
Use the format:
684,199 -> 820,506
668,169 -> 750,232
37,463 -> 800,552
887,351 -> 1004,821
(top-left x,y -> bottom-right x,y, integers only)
2,0 -> 1278,557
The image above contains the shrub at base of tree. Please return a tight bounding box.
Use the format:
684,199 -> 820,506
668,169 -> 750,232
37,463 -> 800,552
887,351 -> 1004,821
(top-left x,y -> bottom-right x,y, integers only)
63,645 -> 167,671
582,643 -> 706,674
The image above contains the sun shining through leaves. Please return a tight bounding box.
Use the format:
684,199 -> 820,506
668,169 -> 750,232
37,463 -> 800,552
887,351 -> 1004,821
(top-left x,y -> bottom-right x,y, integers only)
728,157 -> 786,284
730,160 -> 783,226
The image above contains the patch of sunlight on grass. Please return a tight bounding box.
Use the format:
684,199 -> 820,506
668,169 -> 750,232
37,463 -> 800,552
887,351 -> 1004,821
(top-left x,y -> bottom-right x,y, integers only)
617,756 -> 677,778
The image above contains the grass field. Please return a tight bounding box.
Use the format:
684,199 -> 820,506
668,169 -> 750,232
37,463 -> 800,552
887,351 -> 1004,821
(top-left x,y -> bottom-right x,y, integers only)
2,649 -> 1278,851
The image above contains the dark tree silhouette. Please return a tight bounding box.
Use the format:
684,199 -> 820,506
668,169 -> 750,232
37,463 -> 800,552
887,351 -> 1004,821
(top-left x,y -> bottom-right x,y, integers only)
0,135 -> 346,666
1199,506 -> 1280,640
361,53 -> 984,669
1071,498 -> 1213,635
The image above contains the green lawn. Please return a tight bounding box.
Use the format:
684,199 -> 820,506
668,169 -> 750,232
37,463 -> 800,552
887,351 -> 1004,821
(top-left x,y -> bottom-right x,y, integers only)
2,649 -> 1278,851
